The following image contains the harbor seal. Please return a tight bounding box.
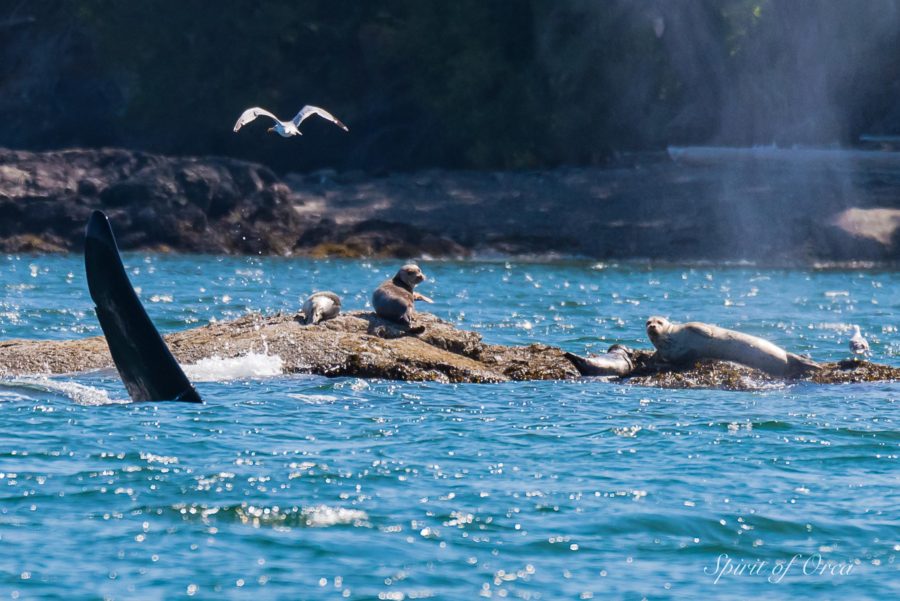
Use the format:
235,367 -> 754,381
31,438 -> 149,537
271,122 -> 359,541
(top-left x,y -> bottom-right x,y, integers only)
645,316 -> 820,378
565,344 -> 634,377
372,264 -> 432,330
300,291 -> 341,325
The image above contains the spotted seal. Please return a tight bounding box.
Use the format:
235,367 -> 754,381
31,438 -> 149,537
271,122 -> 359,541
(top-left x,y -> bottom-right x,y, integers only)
301,291 -> 342,325
372,264 -> 433,330
645,316 -> 820,378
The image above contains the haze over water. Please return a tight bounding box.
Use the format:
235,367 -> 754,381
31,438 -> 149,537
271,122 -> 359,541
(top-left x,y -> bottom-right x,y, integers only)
1,256 -> 898,599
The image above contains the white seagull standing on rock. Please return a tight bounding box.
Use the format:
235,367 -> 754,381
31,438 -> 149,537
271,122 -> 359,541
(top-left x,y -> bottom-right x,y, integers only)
849,325 -> 870,357
233,105 -> 349,137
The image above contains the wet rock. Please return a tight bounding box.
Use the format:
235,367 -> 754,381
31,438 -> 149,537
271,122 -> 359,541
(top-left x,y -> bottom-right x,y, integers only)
482,343 -> 579,381
0,312 -> 562,384
616,349 -> 900,390
810,359 -> 900,384
0,233 -> 68,253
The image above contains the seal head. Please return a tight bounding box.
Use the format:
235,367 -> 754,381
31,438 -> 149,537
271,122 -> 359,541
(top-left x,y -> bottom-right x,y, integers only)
393,264 -> 426,292
646,316 -> 678,356
373,264 -> 428,330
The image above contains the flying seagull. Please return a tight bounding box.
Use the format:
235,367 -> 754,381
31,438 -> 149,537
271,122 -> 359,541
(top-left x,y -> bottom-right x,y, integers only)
849,325 -> 870,356
233,105 -> 349,137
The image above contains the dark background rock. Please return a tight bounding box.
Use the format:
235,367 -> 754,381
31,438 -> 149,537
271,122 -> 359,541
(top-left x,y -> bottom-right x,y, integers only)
0,148 -> 308,254
1,147 -> 899,263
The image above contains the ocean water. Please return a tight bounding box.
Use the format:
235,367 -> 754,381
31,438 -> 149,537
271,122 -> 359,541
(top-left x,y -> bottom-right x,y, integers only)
0,255 -> 898,600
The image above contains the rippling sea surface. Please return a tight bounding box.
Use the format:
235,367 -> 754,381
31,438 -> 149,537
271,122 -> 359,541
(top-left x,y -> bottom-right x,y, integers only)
1,255 -> 898,600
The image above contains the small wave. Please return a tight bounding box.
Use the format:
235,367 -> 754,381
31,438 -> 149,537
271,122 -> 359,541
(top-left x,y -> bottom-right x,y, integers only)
140,452 -> 178,465
302,505 -> 370,527
814,322 -> 855,332
737,376 -> 788,391
183,352 -> 283,382
168,502 -> 369,529
288,394 -> 340,404
613,425 -> 643,437
0,376 -> 128,406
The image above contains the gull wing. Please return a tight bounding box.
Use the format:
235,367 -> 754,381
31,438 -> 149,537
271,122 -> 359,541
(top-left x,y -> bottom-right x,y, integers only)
291,105 -> 349,131
233,107 -> 279,132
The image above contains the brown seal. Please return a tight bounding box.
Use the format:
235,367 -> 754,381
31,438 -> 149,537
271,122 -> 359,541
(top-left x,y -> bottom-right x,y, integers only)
372,264 -> 433,330
646,316 -> 820,378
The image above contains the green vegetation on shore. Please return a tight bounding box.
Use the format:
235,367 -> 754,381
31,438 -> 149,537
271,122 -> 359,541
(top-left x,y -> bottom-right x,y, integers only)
3,1 -> 900,171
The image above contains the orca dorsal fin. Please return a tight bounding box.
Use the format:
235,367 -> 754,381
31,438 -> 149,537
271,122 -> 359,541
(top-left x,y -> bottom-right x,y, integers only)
84,211 -> 201,403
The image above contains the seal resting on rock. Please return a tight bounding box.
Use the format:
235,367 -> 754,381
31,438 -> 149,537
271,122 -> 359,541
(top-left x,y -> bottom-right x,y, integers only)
301,291 -> 341,325
645,316 -> 820,378
565,344 -> 634,377
372,264 -> 433,332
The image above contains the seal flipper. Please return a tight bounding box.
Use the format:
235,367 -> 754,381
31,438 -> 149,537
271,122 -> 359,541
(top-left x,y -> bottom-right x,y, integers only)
564,352 -> 600,376
565,347 -> 634,377
786,352 -> 822,378
85,211 -> 201,403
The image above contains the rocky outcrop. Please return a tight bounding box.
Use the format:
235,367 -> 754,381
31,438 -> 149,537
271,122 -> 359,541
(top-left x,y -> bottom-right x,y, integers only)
0,147 -> 469,257
0,311 -> 896,388
0,311 -> 579,384
0,148 -> 305,254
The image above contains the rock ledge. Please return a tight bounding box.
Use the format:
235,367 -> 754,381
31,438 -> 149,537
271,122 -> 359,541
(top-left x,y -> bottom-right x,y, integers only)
1,312 -> 897,389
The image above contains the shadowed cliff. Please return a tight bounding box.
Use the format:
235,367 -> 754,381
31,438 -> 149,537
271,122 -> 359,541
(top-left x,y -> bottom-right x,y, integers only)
2,147 -> 897,263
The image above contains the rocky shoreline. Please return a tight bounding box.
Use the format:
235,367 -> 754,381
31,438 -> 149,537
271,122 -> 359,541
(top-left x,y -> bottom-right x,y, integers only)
1,146 -> 899,263
0,310 -> 896,389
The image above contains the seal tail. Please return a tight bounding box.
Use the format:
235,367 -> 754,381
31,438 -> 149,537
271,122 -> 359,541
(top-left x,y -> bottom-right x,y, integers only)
564,352 -> 594,376
564,350 -> 633,377
85,211 -> 201,403
786,352 -> 822,378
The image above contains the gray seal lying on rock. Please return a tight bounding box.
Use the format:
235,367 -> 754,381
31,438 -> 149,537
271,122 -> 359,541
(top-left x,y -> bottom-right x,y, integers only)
565,344 -> 634,377
645,316 -> 820,378
372,264 -> 433,331
301,291 -> 342,325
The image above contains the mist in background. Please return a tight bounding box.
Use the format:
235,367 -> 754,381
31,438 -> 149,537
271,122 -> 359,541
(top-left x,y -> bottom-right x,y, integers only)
2,0 -> 900,173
